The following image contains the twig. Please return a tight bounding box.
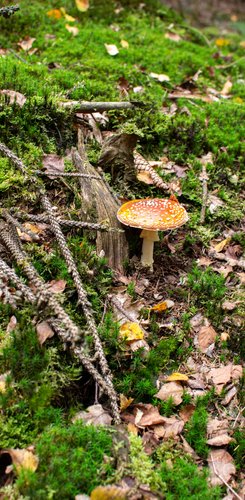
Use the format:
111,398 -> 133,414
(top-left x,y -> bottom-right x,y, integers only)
210,455 -> 243,500
199,153 -> 211,224
68,101 -> 144,113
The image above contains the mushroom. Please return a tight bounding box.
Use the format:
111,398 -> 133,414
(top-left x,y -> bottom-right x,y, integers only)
117,195 -> 188,269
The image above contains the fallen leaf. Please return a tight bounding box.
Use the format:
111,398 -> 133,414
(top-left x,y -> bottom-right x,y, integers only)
222,300 -> 238,311
36,321 -> 55,345
207,434 -> 234,446
220,332 -> 230,342
168,89 -> 215,103
137,405 -> 167,427
105,43 -> 119,56
220,79 -> 232,96
239,40 -> 245,48
130,338 -> 150,353
0,373 -> 8,393
17,37 -> 36,51
0,90 -> 26,107
197,256 -> 213,267
149,72 -> 170,82
142,431 -> 160,455
208,194 -> 224,214
137,170 -> 154,185
1,449 -> 39,474
127,422 -> 138,434
6,315 -> 17,333
179,404 -> 195,422
207,364 -> 242,393
197,325 -> 217,353
65,24 -> 79,36
120,39 -> 129,49
208,449 -> 235,486
150,300 -> 175,312
215,265 -> 233,278
214,238 -> 231,253
43,153 -> 65,177
215,38 -> 230,47
90,485 -> 127,500
47,8 -> 62,19
155,381 -> 183,405
75,0 -> 89,12
72,404 -> 112,426
153,416 -> 184,439
47,279 -> 66,293
119,322 -> 144,342
165,32 -> 181,42
120,394 -> 134,412
165,372 -> 189,382
207,418 -> 229,437
221,386 -> 237,406
180,436 -> 199,459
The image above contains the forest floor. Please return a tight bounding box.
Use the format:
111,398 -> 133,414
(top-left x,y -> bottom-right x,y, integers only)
0,1 -> 244,499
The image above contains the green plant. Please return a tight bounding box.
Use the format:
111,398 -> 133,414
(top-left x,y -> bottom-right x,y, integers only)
184,401 -> 209,458
187,266 -> 226,322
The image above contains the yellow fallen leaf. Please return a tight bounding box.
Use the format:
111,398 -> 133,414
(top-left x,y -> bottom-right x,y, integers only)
166,372 -> 189,382
75,0 -> 89,12
127,422 -> 138,434
119,322 -> 144,342
0,374 -> 7,393
215,38 -> 230,47
239,41 -> 245,48
150,299 -> 174,312
6,449 -> 39,474
47,8 -> 62,19
65,24 -> 79,36
214,237 -> 231,253
91,485 -> 127,500
120,39 -> 129,49
120,393 -> 134,412
60,8 -> 76,22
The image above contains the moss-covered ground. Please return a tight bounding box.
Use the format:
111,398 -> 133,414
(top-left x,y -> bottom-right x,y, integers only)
0,1 -> 244,498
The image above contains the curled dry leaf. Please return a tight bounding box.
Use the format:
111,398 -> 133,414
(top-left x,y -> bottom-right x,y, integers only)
149,72 -> 170,82
75,0 -> 89,12
208,449 -> 236,486
155,381 -> 183,405
1,449 -> 39,474
165,372 -> 189,382
119,322 -> 144,342
72,404 -> 112,426
17,37 -> 36,51
179,404 -> 195,423
207,434 -> 234,446
0,90 -> 26,107
6,315 -> 17,333
47,279 -> 66,293
43,153 -> 65,177
65,24 -> 79,36
105,43 -> 119,56
120,394 -> 134,412
36,321 -> 55,345
150,299 -> 175,312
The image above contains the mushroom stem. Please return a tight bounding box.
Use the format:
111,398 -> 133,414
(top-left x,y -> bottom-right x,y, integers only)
140,230 -> 159,269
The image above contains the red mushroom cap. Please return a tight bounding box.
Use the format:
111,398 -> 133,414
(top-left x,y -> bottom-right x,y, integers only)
117,195 -> 188,231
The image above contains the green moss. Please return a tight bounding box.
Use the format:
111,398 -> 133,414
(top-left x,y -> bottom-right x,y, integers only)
187,265 -> 226,322
16,422 -> 114,499
184,401 -> 209,459
128,433 -> 165,492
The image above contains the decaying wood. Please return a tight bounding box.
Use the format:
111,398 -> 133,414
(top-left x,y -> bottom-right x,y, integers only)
72,129 -> 128,271
97,132 -> 138,184
66,101 -> 144,113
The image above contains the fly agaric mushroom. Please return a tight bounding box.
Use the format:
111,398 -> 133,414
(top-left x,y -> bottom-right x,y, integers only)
117,195 -> 188,269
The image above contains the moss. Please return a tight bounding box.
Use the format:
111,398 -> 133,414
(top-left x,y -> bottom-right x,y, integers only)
16,422 -> 114,499
187,265 -> 226,323
184,399 -> 210,459
128,433 -> 165,492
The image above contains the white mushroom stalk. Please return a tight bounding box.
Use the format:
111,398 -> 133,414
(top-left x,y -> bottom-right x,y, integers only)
117,195 -> 188,270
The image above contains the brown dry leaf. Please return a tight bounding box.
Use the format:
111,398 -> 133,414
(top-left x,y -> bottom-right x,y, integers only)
90,485 -> 127,500
153,416 -> 184,439
208,449 -> 235,486
137,170 -> 154,185
43,153 -> 65,177
105,43 -> 119,56
220,79 -> 232,96
222,300 -> 238,311
207,418 -> 229,437
237,272 -> 245,284
137,405 -> 167,427
197,325 -> 217,353
150,299 -> 175,313
231,365 -> 243,380
207,434 -> 234,446
165,372 -> 189,382
180,436 -> 199,460
220,385 -> 237,405
119,322 -> 144,342
214,238 -> 231,253
207,364 -> 242,393
197,256 -> 213,267
149,72 -> 170,82
36,321 -> 55,345
0,89 -> 26,107
18,37 -> 36,51
6,315 -> 17,333
127,422 -> 138,434
155,381 -> 183,405
179,404 -> 195,423
165,32 -> 181,42
47,279 -> 66,293
168,89 -> 215,103
120,39 -> 129,49
220,332 -> 230,342
72,404 -> 112,426
47,9 -> 63,19
215,265 -> 233,278
17,222 -> 44,242
2,449 -> 39,474
130,338 -> 150,353
75,0 -> 89,12
120,394 -> 134,412
65,24 -> 79,36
